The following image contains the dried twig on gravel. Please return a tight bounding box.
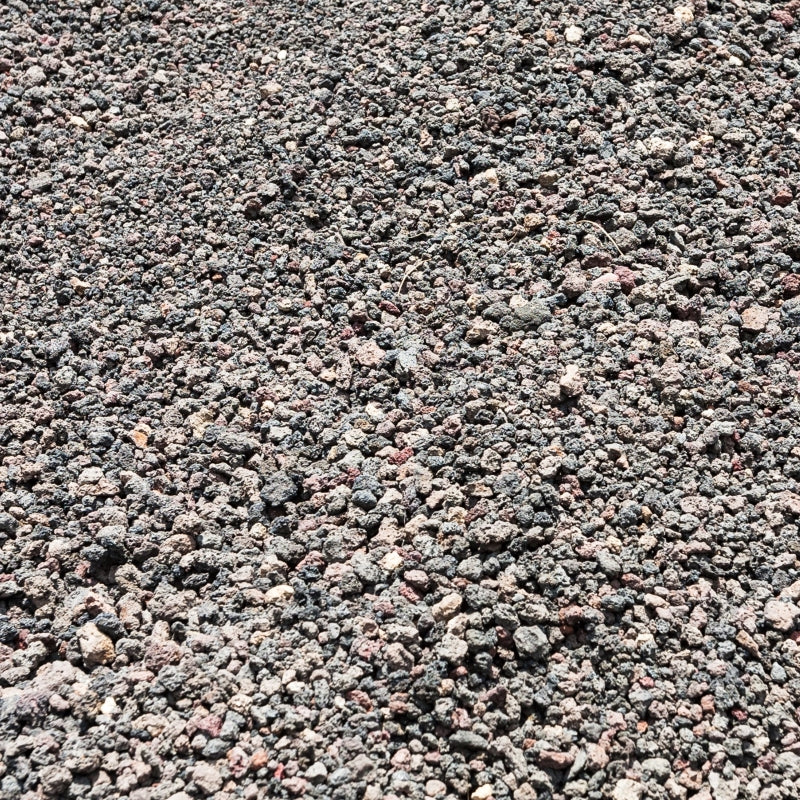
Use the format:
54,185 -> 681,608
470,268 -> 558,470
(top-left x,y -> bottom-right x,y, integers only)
576,218 -> 625,258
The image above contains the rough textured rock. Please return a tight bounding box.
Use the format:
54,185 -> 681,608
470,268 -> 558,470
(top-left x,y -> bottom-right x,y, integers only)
76,623 -> 115,666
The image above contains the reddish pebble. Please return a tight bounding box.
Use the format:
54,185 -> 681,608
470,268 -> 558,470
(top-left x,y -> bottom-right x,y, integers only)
614,265 -> 637,293
379,299 -> 401,315
403,569 -> 429,589
559,605 -> 584,625
346,689 -> 373,710
282,777 -> 308,796
398,583 -> 423,602
227,746 -> 250,778
537,750 -> 575,769
782,274 -> 800,298
700,695 -> 716,714
773,187 -> 794,207
356,638 -> 382,660
389,447 -> 413,464
772,9 -> 794,27
193,714 -> 223,737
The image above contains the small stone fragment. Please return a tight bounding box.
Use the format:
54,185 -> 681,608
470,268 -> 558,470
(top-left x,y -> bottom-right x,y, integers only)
192,764 -> 223,795
380,551 -> 404,571
513,626 -> 550,660
560,364 -> 584,397
265,584 -> 294,604
432,593 -> 462,621
613,779 -> 644,800
24,65 -> 47,87
261,80 -> 282,96
764,600 -> 799,632
354,340 -> 386,367
740,306 -> 770,332
538,750 -> 575,769
77,623 -> 115,666
437,633 -> 468,664
564,25 -> 583,43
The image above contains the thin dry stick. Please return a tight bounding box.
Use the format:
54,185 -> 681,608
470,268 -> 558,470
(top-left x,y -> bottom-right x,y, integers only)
398,258 -> 431,292
576,218 -> 624,259
398,265 -> 415,292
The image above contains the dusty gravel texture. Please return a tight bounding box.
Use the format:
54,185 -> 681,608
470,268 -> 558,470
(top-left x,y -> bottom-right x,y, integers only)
2,0 -> 800,799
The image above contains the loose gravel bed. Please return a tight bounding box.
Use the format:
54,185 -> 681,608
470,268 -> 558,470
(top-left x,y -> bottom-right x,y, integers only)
3,1 -> 800,799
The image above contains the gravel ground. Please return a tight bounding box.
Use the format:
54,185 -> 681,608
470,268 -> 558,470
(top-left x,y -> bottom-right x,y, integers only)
2,0 -> 800,798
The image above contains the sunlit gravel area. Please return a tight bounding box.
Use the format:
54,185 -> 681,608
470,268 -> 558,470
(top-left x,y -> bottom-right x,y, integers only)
2,1 -> 800,799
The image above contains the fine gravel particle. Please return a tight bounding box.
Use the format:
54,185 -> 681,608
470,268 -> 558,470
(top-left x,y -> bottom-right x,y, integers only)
76,623 -> 115,666
513,626 -> 550,660
613,779 -> 645,800
191,763 -> 223,795
3,1 -> 800,799
763,600 -> 800,632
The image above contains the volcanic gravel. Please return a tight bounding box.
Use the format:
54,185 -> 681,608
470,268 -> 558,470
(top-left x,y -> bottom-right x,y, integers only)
2,0 -> 800,798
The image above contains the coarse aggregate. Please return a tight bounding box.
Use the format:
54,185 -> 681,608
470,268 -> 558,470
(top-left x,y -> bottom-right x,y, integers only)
2,1 -> 800,799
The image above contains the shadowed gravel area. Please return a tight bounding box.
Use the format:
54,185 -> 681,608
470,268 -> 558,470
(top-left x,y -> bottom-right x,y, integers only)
2,1 -> 800,799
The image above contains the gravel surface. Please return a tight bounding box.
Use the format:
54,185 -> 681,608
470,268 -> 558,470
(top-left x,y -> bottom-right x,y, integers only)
2,1 -> 800,799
